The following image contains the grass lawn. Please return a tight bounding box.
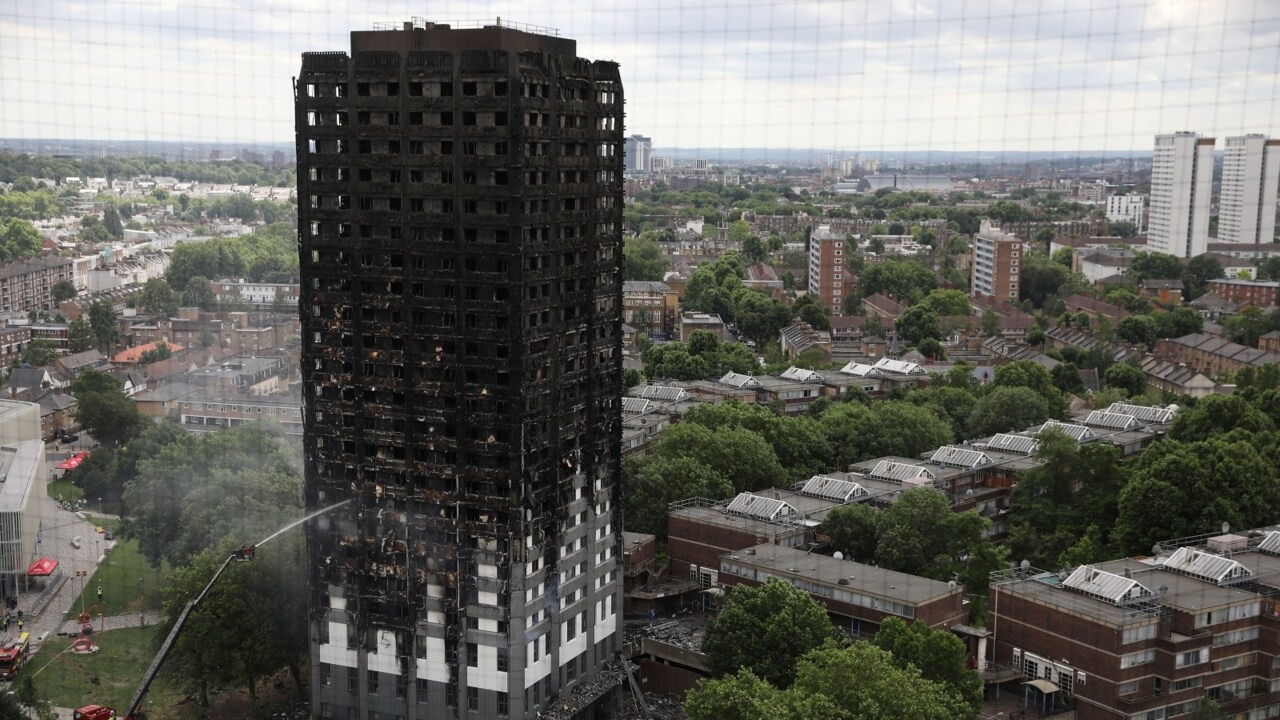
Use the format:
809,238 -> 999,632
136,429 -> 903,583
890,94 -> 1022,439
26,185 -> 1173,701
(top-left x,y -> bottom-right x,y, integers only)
64,533 -> 171,620
28,626 -> 190,718
47,478 -> 85,502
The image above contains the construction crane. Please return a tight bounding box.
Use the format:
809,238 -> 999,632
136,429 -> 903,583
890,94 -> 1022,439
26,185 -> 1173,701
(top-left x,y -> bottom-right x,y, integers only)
73,545 -> 256,720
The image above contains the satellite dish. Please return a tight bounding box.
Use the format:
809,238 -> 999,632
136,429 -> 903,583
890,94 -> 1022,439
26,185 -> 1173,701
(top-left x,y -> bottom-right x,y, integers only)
1151,543 -> 1163,556
833,551 -> 844,560
1222,521 -> 1231,534
948,580 -> 957,589
1020,559 -> 1031,571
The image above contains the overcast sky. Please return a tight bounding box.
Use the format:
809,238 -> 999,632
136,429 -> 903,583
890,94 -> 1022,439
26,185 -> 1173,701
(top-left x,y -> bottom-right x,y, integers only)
1,0 -> 1277,152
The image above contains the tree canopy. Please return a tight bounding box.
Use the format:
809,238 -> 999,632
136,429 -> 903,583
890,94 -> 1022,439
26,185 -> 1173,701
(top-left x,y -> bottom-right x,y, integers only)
856,260 -> 937,304
701,578 -> 839,687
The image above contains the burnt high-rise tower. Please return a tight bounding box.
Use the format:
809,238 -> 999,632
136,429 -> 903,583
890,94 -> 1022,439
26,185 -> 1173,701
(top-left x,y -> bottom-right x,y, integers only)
295,19 -> 624,720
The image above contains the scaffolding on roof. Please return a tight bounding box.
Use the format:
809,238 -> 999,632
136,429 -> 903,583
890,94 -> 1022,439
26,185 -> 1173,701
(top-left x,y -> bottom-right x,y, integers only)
621,398 -> 655,415
1105,402 -> 1177,424
1082,410 -> 1140,430
719,372 -> 761,389
868,460 -> 936,484
873,357 -> 925,375
839,362 -> 882,378
984,433 -> 1040,455
725,492 -> 797,522
1258,531 -> 1280,555
930,446 -> 990,468
636,385 -> 689,402
1063,565 -> 1156,606
1037,420 -> 1095,442
798,475 -> 868,503
1161,547 -> 1254,586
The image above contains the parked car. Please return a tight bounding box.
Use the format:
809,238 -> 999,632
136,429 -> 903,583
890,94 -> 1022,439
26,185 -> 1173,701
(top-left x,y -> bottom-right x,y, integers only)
60,432 -> 79,443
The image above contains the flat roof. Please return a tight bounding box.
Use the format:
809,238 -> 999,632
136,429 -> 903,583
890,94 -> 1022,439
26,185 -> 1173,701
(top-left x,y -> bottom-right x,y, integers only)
1095,558 -> 1261,612
0,440 -> 44,513
723,544 -> 960,606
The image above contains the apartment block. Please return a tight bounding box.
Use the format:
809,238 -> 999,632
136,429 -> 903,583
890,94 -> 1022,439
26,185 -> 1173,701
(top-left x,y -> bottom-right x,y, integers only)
1219,135 -> 1280,246
990,532 -> 1280,719
1149,132 -> 1214,258
808,225 -> 849,314
297,20 -> 624,720
971,220 -> 1023,301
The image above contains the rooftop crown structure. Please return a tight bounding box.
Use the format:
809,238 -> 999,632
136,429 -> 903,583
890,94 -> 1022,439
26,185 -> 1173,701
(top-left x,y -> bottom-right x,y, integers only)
295,19 -> 625,719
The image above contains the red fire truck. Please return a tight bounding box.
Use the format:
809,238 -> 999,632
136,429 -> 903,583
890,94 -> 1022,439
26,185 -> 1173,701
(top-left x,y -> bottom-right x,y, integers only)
0,631 -> 30,680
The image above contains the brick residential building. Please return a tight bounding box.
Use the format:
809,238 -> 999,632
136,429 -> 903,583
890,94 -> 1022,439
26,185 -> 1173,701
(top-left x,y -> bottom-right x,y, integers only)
622,280 -> 678,337
971,220 -> 1024,301
808,225 -> 850,314
1205,279 -> 1279,307
1155,333 -> 1280,378
989,531 -> 1280,719
0,254 -> 74,313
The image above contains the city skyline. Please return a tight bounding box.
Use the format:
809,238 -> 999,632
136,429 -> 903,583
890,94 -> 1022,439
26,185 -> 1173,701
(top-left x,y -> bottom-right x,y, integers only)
1,0 -> 1277,152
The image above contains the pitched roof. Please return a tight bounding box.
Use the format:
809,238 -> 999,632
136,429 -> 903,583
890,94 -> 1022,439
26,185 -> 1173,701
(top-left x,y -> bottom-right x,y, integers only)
112,341 -> 185,365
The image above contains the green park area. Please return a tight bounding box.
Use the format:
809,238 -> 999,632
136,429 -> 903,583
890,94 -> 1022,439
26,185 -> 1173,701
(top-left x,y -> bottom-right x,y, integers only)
61,517 -> 171,620
28,626 -> 190,719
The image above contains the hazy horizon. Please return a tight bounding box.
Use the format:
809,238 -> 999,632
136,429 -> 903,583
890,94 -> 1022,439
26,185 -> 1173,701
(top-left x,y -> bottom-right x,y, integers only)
1,0 -> 1276,153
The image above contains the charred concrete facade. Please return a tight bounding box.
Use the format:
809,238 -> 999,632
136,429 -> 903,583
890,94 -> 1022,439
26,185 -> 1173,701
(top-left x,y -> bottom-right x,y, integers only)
296,21 -> 624,720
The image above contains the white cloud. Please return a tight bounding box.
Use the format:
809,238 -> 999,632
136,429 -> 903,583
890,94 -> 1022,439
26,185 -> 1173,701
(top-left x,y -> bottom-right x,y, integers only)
0,0 -> 1276,150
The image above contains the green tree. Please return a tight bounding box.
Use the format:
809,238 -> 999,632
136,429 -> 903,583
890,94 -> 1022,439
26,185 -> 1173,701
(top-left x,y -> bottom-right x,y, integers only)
1050,362 -> 1085,395
652,422 -> 785,493
66,317 -> 96,353
1051,246 -> 1074,267
138,340 -> 173,366
70,368 -> 122,396
742,235 -> 767,263
873,618 -> 983,714
1152,307 -> 1203,338
88,299 -> 121,351
733,289 -> 794,347
1169,394 -> 1274,442
622,367 -> 641,389
1109,220 -> 1137,238
50,279 -> 77,303
1018,252 -> 1081,307
0,217 -> 43,261
1007,431 -> 1125,567
684,670 -> 795,720
681,401 -> 831,481
622,455 -> 731,538
183,275 -> 217,311
1128,251 -> 1184,281
966,386 -> 1050,438
1183,255 -> 1223,299
792,294 -> 831,331
993,359 -> 1065,415
818,402 -> 953,468
103,205 -> 124,237
19,338 -> 56,367
857,260 -> 937,304
623,234 -> 666,281
1116,315 -> 1159,349
12,676 -> 57,720
138,277 -> 181,316
789,642 -> 971,719
1103,363 -> 1146,397
916,337 -> 945,360
701,578 -> 838,687
160,534 -> 308,706
981,309 -> 1002,337
919,289 -> 971,316
73,384 -> 147,448
1222,305 -> 1273,347
1115,437 -> 1280,553
823,487 -> 1003,591
897,305 -> 942,344
642,342 -> 711,381
122,424 -> 302,565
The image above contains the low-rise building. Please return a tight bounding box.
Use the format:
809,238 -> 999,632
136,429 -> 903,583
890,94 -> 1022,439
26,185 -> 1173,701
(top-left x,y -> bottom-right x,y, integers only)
177,391 -> 303,437
1205,278 -> 1279,307
989,532 -> 1280,720
679,312 -> 727,342
1155,333 -> 1280,378
622,281 -> 679,338
0,254 -> 74,313
184,357 -> 282,395
720,544 -> 968,637
0,327 -> 31,366
779,321 -> 831,362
